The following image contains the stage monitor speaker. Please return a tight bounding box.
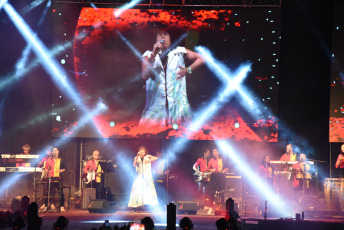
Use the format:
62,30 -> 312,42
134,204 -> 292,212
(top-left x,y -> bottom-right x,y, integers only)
82,188 -> 96,209
225,176 -> 242,198
88,199 -> 116,213
214,201 -> 240,216
177,201 -> 197,215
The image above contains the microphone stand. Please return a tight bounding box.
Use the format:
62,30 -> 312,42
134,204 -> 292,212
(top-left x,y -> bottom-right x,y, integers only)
141,156 -> 144,208
47,168 -> 51,212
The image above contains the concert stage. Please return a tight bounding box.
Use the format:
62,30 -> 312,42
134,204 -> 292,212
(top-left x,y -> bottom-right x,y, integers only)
27,208 -> 344,230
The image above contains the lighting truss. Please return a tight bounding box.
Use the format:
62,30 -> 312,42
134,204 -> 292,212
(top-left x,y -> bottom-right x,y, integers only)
54,0 -> 282,7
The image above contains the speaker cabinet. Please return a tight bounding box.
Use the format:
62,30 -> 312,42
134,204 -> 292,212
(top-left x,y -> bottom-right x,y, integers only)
88,199 -> 116,213
82,188 -> 96,209
177,201 -> 197,215
224,176 -> 242,198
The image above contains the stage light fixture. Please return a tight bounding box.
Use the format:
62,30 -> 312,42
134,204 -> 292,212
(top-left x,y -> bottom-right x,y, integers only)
114,0 -> 142,18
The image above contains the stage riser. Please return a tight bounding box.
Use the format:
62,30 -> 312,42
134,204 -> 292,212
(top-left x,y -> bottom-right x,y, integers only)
257,220 -> 344,230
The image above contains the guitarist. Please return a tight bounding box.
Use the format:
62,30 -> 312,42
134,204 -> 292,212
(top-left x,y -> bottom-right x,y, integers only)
193,149 -> 211,209
83,150 -> 104,199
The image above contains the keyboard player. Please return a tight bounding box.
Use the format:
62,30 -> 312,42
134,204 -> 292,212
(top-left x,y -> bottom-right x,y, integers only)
280,144 -> 297,162
15,144 -> 32,167
12,144 -> 34,199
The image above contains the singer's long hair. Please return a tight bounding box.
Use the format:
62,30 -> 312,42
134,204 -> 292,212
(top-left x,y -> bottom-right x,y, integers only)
260,155 -> 270,166
138,146 -> 148,156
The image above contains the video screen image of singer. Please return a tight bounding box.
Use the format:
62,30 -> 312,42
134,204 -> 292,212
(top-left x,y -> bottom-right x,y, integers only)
52,7 -> 280,141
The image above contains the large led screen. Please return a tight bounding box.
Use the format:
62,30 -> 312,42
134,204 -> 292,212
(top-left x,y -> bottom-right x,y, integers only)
330,0 -> 344,142
52,6 -> 280,141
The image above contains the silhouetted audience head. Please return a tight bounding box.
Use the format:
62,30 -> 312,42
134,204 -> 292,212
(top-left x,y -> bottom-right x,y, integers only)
11,215 -> 26,229
141,217 -> 155,230
216,218 -> 230,230
179,217 -> 194,230
52,216 -> 69,230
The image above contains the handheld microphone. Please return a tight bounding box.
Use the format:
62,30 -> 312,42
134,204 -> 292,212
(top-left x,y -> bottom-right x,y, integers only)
158,40 -> 164,54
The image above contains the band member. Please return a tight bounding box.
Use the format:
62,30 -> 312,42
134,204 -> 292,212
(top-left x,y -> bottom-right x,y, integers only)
38,146 -> 53,168
258,155 -> 275,215
292,153 -> 311,191
335,144 -> 344,177
128,146 -> 159,209
280,144 -> 297,162
83,150 -> 104,199
38,147 -> 53,211
13,144 -> 33,199
43,147 -> 66,212
258,155 -> 275,186
209,148 -> 229,173
16,144 -> 31,167
208,148 -> 229,203
193,149 -> 211,208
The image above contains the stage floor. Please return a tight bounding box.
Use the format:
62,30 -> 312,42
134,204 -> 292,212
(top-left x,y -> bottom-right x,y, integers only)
36,208 -> 344,230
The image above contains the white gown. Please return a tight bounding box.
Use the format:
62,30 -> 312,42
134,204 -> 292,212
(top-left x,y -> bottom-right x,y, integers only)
128,155 -> 159,207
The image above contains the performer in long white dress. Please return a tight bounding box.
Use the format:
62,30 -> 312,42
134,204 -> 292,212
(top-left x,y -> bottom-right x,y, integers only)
128,146 -> 159,208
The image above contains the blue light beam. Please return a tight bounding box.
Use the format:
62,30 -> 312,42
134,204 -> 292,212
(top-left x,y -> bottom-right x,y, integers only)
216,140 -> 293,217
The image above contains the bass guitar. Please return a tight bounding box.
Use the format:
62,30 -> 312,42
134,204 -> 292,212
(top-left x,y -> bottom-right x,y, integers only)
193,171 -> 212,182
82,171 -> 102,184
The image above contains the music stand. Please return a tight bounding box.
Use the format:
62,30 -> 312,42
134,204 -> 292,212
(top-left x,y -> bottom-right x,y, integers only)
99,160 -> 116,201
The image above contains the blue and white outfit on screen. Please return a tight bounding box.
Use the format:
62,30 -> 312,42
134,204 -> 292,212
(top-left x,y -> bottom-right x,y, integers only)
139,46 -> 191,126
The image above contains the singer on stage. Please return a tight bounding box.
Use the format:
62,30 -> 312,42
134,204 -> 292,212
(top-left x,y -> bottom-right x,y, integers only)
128,146 -> 159,210
139,26 -> 205,127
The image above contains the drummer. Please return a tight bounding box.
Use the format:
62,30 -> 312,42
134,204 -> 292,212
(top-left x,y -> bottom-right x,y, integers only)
292,153 -> 311,191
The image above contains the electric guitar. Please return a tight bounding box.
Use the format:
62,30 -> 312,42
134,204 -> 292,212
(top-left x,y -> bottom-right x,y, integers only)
193,171 -> 212,182
82,171 -> 102,184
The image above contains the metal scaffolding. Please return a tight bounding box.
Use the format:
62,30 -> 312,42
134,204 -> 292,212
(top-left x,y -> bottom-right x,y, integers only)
54,0 -> 281,7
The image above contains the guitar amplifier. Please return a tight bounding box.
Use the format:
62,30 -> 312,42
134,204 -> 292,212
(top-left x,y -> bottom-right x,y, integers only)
177,201 -> 197,215
224,175 -> 242,198
82,188 -> 96,209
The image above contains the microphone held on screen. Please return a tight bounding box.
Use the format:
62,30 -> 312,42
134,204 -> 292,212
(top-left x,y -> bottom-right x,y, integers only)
158,39 -> 164,54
